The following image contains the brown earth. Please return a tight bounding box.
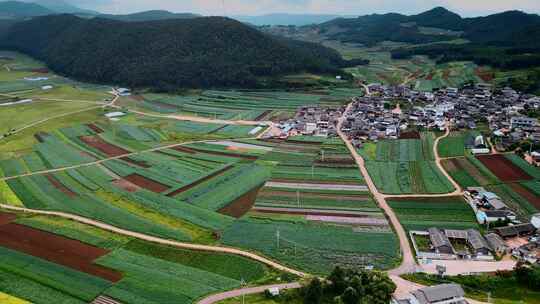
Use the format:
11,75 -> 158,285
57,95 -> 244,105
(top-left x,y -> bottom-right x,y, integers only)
218,186 -> 262,218
86,123 -> 104,134
170,146 -> 197,154
0,212 -> 16,226
46,174 -> 77,197
0,223 -> 122,282
120,157 -> 150,168
477,155 -> 533,182
167,166 -> 232,197
182,146 -> 258,160
509,183 -> 540,210
123,173 -> 170,193
80,136 -> 130,157
452,158 -> 490,186
399,131 -> 421,139
112,179 -> 140,192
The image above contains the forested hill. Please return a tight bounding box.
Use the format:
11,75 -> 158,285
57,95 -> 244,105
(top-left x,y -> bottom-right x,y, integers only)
0,15 -> 353,90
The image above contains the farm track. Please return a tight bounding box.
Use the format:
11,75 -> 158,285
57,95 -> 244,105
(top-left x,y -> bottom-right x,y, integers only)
0,204 -> 308,278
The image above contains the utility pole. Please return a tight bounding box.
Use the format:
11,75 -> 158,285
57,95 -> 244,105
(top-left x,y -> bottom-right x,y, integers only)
311,164 -> 314,179
276,229 -> 280,249
296,190 -> 300,207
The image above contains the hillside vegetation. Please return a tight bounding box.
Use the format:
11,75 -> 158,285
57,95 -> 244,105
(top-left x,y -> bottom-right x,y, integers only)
0,15 -> 353,90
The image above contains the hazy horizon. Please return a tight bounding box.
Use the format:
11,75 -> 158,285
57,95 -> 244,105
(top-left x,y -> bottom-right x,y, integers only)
42,0 -> 540,17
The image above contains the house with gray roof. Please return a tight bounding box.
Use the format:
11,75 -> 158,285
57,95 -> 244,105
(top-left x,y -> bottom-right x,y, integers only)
410,284 -> 467,304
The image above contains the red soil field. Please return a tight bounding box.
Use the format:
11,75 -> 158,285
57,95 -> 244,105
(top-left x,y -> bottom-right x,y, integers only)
120,157 -> 150,168
425,73 -> 434,80
0,223 -> 122,282
218,186 -> 262,218
86,123 -> 104,134
509,183 -> 540,210
31,68 -> 49,74
112,179 -> 140,192
123,173 -> 170,193
167,166 -> 232,197
477,155 -> 533,182
80,136 -> 130,157
399,131 -> 421,139
0,212 -> 16,226
46,174 -> 77,197
170,146 -> 197,154
183,146 -> 258,160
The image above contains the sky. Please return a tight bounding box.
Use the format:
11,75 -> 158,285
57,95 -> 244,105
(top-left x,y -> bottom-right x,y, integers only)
69,0 -> 540,16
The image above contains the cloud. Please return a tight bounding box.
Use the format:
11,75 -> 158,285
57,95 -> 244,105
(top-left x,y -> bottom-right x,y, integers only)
74,0 -> 540,16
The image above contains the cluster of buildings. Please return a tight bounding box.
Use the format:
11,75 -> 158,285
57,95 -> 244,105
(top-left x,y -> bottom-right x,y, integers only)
464,187 -> 518,225
273,106 -> 343,138
411,227 -> 501,261
341,83 -> 539,153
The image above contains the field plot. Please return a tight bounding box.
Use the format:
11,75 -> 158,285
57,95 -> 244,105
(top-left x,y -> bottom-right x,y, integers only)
222,217 -> 399,274
0,211 -> 275,304
477,154 -> 533,182
438,131 -> 479,158
122,90 -> 354,121
388,197 -> 479,231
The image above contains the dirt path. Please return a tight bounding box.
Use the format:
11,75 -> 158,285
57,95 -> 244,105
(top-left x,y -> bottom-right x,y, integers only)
196,283 -> 301,304
0,204 -> 307,278
337,103 -> 417,276
0,138 -> 230,181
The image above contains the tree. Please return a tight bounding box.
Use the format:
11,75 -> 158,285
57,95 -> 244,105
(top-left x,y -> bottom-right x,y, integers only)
304,277 -> 323,304
328,266 -> 347,295
341,287 -> 359,304
350,275 -> 365,298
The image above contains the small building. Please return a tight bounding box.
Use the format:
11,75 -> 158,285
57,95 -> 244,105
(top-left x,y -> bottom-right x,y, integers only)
410,284 -> 467,304
495,223 -> 537,239
429,227 -> 454,254
485,233 -> 508,255
531,213 -> 540,229
510,117 -> 538,129
467,229 -> 491,256
104,112 -> 126,119
41,85 -> 53,90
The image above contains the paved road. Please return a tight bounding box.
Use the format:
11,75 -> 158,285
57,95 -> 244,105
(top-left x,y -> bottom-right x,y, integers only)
0,204 -> 307,278
196,283 -> 301,304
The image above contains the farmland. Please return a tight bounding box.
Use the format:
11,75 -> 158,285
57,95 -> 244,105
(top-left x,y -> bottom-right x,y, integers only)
0,211 -> 276,304
117,88 -> 359,122
388,197 -> 479,231
437,130 -> 480,158
442,153 -> 540,217
359,134 -> 455,194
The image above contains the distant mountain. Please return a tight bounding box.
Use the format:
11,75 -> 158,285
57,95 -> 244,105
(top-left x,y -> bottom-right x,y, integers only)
98,10 -> 200,22
233,14 -> 357,26
310,7 -> 540,47
0,15 -> 353,90
22,0 -> 97,15
0,1 -> 54,18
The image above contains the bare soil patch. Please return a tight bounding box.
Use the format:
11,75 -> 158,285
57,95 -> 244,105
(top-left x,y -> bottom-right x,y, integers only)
477,155 -> 533,182
46,174 -> 77,197
218,186 -> 262,218
0,212 -> 16,226
509,183 -> 540,210
167,166 -> 232,197
124,173 -> 170,193
80,136 -> 130,157
399,131 -> 421,139
120,157 -> 150,168
112,179 -> 140,192
86,123 -> 104,134
0,223 -> 122,282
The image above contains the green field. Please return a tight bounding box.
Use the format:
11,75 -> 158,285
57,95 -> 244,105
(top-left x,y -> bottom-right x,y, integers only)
388,197 -> 479,231
360,134 -> 454,194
